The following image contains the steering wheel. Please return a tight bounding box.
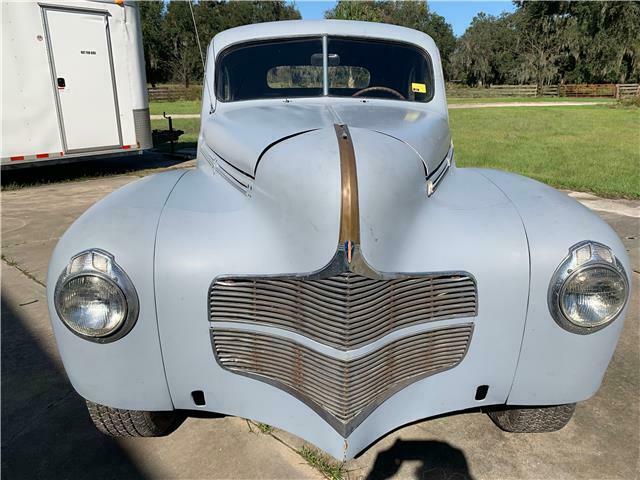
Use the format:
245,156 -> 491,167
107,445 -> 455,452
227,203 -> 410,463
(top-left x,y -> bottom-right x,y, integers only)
352,86 -> 405,100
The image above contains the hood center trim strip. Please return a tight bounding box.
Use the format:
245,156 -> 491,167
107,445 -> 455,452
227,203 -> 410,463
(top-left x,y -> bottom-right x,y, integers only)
335,124 -> 360,245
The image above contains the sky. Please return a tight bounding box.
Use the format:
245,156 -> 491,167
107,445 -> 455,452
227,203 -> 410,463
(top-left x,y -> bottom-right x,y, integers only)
294,1 -> 517,37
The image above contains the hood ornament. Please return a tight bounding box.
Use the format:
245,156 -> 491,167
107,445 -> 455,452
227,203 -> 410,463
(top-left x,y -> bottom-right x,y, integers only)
344,240 -> 354,264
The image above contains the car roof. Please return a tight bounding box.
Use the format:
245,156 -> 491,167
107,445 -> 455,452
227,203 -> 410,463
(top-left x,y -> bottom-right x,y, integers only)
211,20 -> 438,55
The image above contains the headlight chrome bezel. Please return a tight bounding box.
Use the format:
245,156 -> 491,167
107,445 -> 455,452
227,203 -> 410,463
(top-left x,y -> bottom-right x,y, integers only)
548,240 -> 629,334
54,249 -> 139,343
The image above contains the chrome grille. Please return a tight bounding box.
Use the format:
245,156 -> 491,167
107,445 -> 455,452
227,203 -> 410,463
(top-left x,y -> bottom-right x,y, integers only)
209,272 -> 477,350
211,324 -> 473,434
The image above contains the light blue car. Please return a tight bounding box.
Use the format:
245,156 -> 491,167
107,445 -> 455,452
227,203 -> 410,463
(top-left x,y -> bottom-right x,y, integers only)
47,21 -> 630,460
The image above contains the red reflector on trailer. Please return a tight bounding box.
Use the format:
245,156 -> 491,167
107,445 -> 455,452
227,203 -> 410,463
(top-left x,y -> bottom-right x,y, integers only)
10,156 -> 24,161
122,145 -> 131,150
36,153 -> 49,159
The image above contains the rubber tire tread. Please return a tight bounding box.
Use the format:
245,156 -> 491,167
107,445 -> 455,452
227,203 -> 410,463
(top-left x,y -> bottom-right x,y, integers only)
86,400 -> 179,437
487,403 -> 576,433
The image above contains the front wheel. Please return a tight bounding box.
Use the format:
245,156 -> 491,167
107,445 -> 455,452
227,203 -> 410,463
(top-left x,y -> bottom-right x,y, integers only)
86,400 -> 183,437
487,403 -> 576,433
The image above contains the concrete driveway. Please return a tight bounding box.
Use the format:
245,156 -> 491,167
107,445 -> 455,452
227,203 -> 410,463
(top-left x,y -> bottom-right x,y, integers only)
2,163 -> 638,479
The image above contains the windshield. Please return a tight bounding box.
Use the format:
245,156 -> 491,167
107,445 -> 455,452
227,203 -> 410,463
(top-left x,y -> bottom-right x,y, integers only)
216,37 -> 433,103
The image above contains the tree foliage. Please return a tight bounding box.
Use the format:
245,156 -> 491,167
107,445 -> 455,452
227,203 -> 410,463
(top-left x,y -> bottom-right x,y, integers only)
140,1 -> 300,87
139,0 -> 640,88
452,1 -> 640,86
138,1 -> 166,87
325,1 -> 456,79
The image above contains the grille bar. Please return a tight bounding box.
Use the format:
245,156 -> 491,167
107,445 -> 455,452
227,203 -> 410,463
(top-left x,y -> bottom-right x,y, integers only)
212,324 -> 473,434
210,272 -> 477,350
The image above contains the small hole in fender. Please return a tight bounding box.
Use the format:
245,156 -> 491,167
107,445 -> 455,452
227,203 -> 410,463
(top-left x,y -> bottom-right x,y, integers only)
475,385 -> 489,401
191,390 -> 206,406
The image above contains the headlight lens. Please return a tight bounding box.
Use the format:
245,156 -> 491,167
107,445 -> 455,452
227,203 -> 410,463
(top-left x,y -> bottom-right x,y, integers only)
560,265 -> 627,327
56,275 -> 127,337
54,250 -> 139,342
549,241 -> 628,334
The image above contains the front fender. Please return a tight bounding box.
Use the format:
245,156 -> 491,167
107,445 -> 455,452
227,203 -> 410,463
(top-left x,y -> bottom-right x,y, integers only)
476,169 -> 631,405
46,170 -> 186,410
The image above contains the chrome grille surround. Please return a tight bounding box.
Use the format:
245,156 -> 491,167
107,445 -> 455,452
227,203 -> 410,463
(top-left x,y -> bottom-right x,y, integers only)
209,272 -> 477,350
211,324 -> 473,436
209,248 -> 478,435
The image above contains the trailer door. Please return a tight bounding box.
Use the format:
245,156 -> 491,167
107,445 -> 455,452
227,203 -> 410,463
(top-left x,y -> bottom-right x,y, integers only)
43,7 -> 122,152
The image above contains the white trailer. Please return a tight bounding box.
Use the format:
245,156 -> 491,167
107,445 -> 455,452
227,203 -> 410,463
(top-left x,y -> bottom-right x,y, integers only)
1,0 -> 152,168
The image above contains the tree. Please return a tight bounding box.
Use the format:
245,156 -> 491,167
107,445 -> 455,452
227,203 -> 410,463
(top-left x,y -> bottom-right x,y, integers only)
451,13 -> 518,86
511,2 -> 568,90
325,1 -> 456,79
565,1 -> 640,83
165,1 -> 200,87
511,0 -> 640,86
138,1 -> 301,88
138,1 -> 167,86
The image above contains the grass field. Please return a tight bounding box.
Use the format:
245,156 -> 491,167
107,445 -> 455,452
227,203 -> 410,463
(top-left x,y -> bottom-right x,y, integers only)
450,105 -> 639,198
149,100 -> 201,115
149,102 -> 639,198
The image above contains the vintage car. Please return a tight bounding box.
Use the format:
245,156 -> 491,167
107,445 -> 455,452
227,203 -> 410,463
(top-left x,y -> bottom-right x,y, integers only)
47,20 -> 630,460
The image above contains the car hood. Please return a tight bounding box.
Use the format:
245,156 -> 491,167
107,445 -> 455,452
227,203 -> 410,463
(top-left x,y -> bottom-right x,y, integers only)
202,101 -> 450,177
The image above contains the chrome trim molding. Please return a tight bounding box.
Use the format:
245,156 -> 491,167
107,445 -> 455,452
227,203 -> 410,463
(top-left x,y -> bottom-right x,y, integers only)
427,143 -> 453,197
201,143 -> 253,195
334,124 -> 360,245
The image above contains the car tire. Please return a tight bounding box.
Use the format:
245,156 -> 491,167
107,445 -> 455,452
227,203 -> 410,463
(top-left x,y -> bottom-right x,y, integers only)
487,403 -> 576,433
86,400 -> 182,437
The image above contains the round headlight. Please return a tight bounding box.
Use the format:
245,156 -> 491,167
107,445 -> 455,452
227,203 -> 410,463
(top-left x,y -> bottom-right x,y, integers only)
549,241 -> 628,334
54,250 -> 139,342
560,265 -> 627,327
56,274 -> 127,337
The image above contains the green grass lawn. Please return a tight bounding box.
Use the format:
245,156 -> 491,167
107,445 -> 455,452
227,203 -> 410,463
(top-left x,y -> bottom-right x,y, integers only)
447,96 -> 616,104
149,100 -> 201,116
450,105 -> 640,198
150,104 -> 639,199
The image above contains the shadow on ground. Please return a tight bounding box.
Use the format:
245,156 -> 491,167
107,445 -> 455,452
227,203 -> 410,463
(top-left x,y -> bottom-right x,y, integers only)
1,150 -> 194,190
365,439 -> 473,480
0,298 -> 146,479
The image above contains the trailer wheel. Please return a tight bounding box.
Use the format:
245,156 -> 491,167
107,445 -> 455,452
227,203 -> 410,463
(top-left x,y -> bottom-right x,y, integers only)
86,400 -> 182,437
487,403 -> 576,433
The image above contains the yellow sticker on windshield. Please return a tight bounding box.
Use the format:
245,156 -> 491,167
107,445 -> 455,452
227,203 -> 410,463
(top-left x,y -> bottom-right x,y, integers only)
411,82 -> 427,93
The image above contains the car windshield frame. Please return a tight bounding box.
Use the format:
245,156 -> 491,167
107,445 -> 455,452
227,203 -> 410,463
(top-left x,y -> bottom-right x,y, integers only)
215,35 -> 434,104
